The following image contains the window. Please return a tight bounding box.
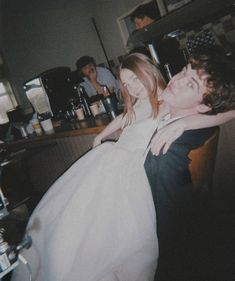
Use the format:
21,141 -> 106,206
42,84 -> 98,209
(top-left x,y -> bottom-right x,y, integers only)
0,54 -> 18,124
0,81 -> 17,123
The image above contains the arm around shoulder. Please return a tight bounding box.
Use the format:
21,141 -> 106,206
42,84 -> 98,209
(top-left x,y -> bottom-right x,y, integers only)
150,110 -> 235,155
183,110 -> 235,130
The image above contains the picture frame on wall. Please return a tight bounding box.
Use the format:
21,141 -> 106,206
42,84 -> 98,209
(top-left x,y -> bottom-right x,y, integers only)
163,0 -> 192,13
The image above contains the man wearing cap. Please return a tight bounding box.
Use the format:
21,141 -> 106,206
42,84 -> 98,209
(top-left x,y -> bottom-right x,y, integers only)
76,56 -> 119,97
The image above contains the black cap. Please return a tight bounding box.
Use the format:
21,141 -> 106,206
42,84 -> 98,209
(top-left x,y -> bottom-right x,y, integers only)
76,56 -> 96,70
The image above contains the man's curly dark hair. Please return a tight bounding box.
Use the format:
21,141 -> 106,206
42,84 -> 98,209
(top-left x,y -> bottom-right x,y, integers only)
190,46 -> 235,114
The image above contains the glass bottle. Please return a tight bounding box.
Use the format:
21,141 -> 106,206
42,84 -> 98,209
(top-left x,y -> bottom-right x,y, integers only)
163,63 -> 173,81
77,86 -> 92,117
101,85 -> 111,97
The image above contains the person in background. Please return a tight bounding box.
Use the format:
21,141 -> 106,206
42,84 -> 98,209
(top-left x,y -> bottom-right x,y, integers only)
128,2 -> 159,57
76,55 -> 119,97
12,53 -> 166,281
130,1 -> 185,79
144,46 -> 235,281
130,2 -> 159,30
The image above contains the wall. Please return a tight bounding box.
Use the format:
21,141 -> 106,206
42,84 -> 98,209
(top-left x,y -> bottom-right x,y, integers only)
2,0 -> 235,110
1,0 -> 104,110
91,0 -> 142,60
0,0 -> 3,47
0,0 -> 143,111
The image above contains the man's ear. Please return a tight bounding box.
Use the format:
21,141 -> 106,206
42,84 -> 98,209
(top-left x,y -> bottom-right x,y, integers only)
196,103 -> 211,113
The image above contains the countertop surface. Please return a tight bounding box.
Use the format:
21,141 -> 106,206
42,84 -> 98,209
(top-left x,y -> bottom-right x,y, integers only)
0,114 -> 112,152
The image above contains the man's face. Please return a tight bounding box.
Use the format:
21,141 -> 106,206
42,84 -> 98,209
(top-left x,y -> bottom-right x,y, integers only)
134,16 -> 155,30
162,64 -> 209,111
81,63 -> 96,78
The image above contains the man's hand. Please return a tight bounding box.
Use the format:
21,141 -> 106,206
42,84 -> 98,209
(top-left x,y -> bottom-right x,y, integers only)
150,119 -> 186,155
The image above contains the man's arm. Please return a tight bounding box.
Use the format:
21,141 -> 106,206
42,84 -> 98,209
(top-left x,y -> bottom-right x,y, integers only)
150,110 -> 235,155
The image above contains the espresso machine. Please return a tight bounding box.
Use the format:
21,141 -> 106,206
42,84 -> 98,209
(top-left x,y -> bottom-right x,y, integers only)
23,67 -> 76,118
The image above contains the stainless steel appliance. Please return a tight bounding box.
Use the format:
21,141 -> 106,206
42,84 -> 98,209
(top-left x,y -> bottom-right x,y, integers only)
23,67 -> 76,117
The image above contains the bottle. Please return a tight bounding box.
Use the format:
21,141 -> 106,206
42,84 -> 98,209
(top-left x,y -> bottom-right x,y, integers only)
76,86 -> 92,117
19,123 -> 28,139
101,85 -> 111,97
104,97 -> 117,119
164,63 -> 173,81
67,99 -> 77,121
73,86 -> 86,117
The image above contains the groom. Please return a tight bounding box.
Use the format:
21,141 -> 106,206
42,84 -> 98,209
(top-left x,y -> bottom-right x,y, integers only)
144,47 -> 235,281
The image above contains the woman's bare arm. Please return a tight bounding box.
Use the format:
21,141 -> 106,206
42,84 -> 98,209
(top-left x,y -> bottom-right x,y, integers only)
150,110 -> 235,155
93,113 -> 123,147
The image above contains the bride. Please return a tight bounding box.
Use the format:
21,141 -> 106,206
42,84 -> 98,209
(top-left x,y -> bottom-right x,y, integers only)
12,53 -> 166,281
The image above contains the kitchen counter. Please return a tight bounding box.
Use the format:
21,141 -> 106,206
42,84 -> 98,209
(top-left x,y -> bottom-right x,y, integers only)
1,114 -> 112,152
0,114 -> 118,193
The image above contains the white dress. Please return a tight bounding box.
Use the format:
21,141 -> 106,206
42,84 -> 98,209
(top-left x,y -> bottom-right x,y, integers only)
12,99 -> 159,281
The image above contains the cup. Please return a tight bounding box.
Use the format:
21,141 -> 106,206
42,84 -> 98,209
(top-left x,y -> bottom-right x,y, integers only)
75,107 -> 85,120
31,119 -> 43,136
40,118 -> 54,135
90,103 -> 100,117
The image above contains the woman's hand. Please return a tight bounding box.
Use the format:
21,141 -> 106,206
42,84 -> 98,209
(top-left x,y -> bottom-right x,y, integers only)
93,135 -> 102,148
92,114 -> 123,148
150,119 -> 186,155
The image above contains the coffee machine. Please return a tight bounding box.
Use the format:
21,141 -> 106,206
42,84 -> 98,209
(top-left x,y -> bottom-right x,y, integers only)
23,67 -> 76,118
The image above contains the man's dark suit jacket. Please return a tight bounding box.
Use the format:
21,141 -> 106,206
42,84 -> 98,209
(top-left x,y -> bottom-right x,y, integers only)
144,127 -> 215,281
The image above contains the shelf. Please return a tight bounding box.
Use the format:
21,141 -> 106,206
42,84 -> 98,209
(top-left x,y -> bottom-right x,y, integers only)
128,0 -> 234,46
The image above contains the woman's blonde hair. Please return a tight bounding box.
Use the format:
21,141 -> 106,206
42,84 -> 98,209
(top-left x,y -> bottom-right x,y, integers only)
118,53 -> 166,125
